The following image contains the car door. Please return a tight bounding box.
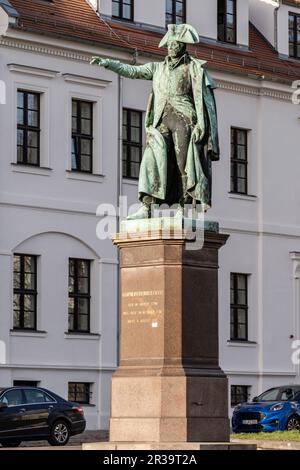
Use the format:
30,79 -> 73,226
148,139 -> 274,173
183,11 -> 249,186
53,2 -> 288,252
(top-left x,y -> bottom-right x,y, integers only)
0,389 -> 26,439
22,389 -> 55,436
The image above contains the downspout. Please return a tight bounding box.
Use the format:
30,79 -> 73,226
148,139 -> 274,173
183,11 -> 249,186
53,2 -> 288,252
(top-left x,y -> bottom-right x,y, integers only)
274,0 -> 282,52
116,75 -> 122,367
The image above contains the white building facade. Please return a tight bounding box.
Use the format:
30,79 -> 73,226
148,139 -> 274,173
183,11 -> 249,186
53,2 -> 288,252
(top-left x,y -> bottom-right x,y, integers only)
1,0 -> 300,429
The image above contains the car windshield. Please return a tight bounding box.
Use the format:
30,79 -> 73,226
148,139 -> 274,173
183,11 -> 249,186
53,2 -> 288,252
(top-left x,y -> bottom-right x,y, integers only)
255,388 -> 280,401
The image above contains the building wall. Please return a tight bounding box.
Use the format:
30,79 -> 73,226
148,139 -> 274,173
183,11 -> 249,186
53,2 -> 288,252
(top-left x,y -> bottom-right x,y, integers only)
1,0 -> 300,428
249,0 -> 276,46
0,40 -> 120,429
188,0 -> 218,40
134,0 -> 165,28
237,0 -> 250,47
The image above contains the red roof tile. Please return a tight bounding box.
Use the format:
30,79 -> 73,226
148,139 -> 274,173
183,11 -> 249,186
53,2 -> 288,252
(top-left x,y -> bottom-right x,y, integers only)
6,0 -> 300,83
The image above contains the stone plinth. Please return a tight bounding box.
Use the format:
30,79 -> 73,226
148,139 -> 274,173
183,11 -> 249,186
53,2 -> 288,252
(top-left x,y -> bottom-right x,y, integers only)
109,227 -> 230,443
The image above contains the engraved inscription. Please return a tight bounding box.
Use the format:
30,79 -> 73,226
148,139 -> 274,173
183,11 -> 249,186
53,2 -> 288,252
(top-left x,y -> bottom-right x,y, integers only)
122,290 -> 163,326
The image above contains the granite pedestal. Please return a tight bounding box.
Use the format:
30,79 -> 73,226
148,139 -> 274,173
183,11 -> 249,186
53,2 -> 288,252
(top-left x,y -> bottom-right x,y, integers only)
111,222 -> 230,444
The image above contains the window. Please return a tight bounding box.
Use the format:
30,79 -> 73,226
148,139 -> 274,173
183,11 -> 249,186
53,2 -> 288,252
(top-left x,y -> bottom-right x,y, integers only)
72,99 -> 93,173
23,389 -> 55,404
166,0 -> 186,26
122,109 -> 143,179
13,255 -> 37,330
68,259 -> 91,333
13,381 -> 39,387
0,389 -> 23,406
218,0 -> 236,44
17,91 -> 40,166
231,385 -> 250,407
289,12 -> 300,59
68,382 -> 91,404
230,128 -> 248,195
112,0 -> 133,21
230,273 -> 248,341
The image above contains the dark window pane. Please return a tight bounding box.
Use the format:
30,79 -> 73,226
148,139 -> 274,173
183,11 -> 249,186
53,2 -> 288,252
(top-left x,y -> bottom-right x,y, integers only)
68,314 -> 74,331
81,139 -> 92,156
237,146 -> 246,160
112,1 -> 119,17
17,108 -> 24,125
231,128 -> 248,194
130,162 -> 140,179
78,315 -> 89,332
68,383 -> 90,404
17,129 -> 24,145
27,148 -> 39,165
13,254 -> 37,330
69,276 -> 75,294
81,119 -> 92,135
28,110 -> 39,127
237,179 -> 246,194
81,102 -> 92,119
123,4 -> 131,19
28,93 -> 39,111
123,109 -> 143,179
27,131 -> 38,148
78,298 -> 89,315
166,0 -> 172,14
68,297 -> 75,314
24,273 -> 35,290
78,277 -> 89,294
237,163 -> 246,178
72,100 -> 77,116
13,293 -> 20,310
17,91 -> 24,108
131,127 -> 140,143
17,91 -> 40,166
80,155 -> 92,172
230,274 -> 248,341
218,0 -> 236,43
237,130 -> 246,145
237,324 -> 247,340
24,310 -> 35,329
68,259 -> 90,333
71,100 -> 93,173
72,117 -> 77,133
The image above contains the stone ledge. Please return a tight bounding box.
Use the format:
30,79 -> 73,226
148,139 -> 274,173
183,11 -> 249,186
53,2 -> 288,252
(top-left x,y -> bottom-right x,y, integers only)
232,439 -> 300,450
82,442 -> 257,451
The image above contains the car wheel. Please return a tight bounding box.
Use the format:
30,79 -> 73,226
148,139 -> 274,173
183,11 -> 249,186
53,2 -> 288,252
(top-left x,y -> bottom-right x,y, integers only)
286,415 -> 300,431
0,441 -> 22,447
48,420 -> 70,446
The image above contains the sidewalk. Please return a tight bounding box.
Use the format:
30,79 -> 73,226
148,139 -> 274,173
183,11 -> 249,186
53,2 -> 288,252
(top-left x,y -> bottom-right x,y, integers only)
19,430 -> 108,447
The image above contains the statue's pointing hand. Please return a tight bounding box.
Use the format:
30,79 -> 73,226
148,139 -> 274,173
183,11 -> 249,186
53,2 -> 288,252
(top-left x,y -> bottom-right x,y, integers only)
90,56 -> 108,67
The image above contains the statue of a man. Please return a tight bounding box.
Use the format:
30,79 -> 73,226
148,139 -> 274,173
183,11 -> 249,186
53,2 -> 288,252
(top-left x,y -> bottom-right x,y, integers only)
91,24 -> 219,220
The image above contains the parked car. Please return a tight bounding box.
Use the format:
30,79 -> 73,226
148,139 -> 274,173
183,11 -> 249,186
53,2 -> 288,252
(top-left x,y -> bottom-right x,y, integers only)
232,385 -> 300,433
0,386 -> 86,447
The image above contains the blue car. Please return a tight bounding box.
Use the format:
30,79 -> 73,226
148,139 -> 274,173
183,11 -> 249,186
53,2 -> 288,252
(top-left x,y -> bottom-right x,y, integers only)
232,385 -> 300,433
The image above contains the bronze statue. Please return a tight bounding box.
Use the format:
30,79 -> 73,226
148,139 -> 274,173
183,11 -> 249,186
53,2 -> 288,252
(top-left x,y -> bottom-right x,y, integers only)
91,24 -> 219,220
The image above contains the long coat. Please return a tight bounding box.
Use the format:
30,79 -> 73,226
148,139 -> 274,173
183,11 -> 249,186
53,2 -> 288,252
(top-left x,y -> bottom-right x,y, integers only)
103,56 -> 219,209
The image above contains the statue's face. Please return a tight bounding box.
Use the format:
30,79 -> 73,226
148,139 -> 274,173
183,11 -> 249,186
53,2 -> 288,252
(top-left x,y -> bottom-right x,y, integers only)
167,40 -> 186,58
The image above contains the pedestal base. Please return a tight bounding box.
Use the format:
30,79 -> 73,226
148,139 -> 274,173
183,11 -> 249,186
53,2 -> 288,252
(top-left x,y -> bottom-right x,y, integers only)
108,229 -> 230,444
83,442 -> 257,451
110,374 -> 229,442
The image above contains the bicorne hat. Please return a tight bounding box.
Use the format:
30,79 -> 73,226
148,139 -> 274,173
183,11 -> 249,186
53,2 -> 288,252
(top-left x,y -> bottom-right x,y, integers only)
159,23 -> 200,48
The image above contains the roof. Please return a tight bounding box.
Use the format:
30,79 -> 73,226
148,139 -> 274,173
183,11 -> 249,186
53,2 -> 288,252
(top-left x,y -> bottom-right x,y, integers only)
5,0 -> 300,83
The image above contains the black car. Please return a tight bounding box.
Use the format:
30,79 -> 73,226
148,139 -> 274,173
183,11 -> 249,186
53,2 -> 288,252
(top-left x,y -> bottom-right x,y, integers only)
0,387 -> 86,447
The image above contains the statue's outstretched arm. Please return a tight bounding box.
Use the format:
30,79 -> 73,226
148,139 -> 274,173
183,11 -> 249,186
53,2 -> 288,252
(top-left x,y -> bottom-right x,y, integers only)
90,57 -> 154,80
